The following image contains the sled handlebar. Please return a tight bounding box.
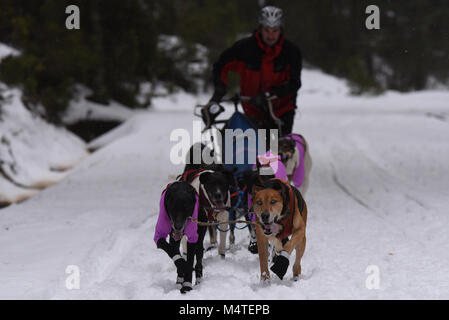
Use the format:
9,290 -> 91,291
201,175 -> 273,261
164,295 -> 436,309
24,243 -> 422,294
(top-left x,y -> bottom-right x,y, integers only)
194,94 -> 283,134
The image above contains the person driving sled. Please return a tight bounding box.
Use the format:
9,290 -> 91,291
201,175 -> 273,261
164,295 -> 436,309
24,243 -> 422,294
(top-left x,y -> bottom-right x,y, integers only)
202,6 -> 302,136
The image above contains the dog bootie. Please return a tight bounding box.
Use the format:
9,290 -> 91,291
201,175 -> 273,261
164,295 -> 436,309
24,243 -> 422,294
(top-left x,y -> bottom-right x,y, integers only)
270,250 -> 290,280
180,282 -> 193,294
248,240 -> 258,254
173,255 -> 190,276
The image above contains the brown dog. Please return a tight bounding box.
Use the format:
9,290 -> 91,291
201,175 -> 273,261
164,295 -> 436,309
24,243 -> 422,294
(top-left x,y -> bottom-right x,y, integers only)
252,178 -> 307,281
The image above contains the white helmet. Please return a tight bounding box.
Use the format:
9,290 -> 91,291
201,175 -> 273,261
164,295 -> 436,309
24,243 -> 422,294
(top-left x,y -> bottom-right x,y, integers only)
258,6 -> 284,28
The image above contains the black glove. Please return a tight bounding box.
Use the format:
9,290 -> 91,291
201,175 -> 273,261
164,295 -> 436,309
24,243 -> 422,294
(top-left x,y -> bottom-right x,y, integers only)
270,250 -> 290,280
249,92 -> 270,112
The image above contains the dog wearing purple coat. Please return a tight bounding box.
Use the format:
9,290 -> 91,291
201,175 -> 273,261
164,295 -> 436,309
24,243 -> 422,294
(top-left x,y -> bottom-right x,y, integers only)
278,133 -> 312,196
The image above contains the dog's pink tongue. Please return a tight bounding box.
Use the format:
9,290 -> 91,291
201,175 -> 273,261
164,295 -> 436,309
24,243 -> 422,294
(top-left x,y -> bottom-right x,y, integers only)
266,223 -> 280,235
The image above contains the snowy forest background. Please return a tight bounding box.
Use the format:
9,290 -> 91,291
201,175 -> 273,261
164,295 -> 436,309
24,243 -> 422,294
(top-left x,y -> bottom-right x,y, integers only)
1,0 -> 448,122
1,0 -> 449,300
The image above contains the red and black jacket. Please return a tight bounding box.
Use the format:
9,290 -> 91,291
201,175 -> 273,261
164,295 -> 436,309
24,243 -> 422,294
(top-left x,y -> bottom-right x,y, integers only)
212,31 -> 302,118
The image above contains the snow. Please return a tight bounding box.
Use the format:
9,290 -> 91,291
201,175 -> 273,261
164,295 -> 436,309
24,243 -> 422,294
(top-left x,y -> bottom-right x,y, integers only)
62,85 -> 141,125
1,67 -> 449,299
0,43 -> 88,205
0,43 -> 20,62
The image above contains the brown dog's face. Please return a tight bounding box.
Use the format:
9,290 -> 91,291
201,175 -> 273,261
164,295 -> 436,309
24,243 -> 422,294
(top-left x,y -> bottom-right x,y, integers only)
252,187 -> 284,236
278,138 -> 296,164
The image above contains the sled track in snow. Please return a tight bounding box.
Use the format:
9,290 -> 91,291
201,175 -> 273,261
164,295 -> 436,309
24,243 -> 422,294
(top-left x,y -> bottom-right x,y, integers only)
330,163 -> 372,211
348,133 -> 434,210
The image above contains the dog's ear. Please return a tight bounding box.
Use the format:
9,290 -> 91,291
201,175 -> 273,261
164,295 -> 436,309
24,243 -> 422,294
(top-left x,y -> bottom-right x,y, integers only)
251,184 -> 264,198
288,139 -> 296,149
223,170 -> 236,188
199,171 -> 212,185
279,138 -> 295,150
164,182 -> 181,216
163,187 -> 173,215
290,139 -> 296,150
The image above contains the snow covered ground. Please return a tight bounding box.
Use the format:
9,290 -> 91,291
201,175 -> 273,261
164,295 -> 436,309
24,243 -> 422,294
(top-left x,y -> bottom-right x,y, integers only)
1,68 -> 448,299
0,44 -> 87,206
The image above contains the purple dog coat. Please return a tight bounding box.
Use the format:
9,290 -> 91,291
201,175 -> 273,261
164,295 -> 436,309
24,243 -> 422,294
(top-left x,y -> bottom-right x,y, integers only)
153,188 -> 199,245
284,133 -> 306,188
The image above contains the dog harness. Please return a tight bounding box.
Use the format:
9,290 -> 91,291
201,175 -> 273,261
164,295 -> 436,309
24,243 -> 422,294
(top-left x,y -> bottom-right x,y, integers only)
283,133 -> 306,188
254,151 -> 287,180
267,178 -> 304,240
180,169 -> 228,222
153,183 -> 200,245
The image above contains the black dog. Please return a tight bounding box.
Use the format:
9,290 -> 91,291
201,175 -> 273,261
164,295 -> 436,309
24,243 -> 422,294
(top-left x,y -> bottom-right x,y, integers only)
239,160 -> 276,254
154,181 -> 199,293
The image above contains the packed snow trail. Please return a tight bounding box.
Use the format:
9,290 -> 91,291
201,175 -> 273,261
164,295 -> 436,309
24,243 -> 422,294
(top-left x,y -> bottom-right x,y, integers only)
1,70 -> 449,299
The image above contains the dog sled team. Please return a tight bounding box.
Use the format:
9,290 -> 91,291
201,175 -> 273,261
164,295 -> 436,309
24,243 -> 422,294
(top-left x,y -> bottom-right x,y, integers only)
154,5 -> 310,293
154,131 -> 312,293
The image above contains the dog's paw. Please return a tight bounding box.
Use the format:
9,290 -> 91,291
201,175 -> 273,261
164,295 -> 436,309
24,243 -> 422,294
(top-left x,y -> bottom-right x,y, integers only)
292,275 -> 300,282
180,282 -> 193,294
206,243 -> 217,252
219,253 -> 225,259
248,241 -> 258,254
270,251 -> 290,280
260,271 -> 271,283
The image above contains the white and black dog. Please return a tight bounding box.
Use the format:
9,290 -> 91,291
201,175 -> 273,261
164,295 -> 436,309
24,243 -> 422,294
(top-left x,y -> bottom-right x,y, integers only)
154,181 -> 200,293
180,164 -> 236,260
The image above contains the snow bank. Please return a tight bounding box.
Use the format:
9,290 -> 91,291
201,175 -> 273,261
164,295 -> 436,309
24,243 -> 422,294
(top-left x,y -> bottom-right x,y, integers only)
0,44 -> 88,205
62,85 -> 139,125
0,44 -> 20,63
